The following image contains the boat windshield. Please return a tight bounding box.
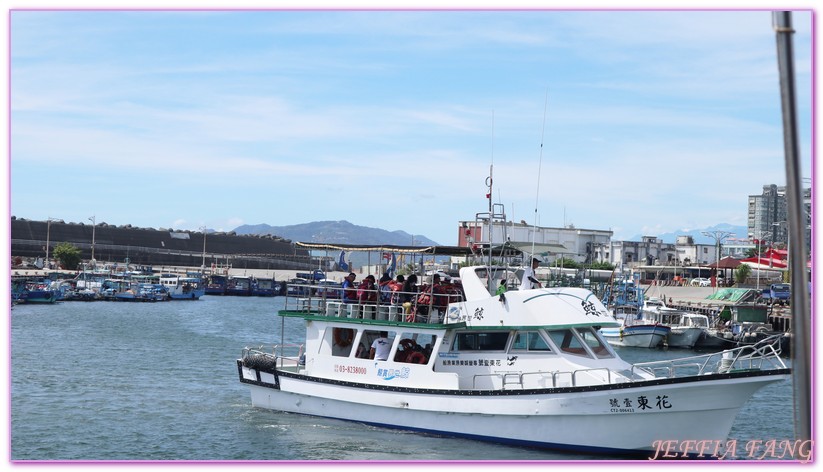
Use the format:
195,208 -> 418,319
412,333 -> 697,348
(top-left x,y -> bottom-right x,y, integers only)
546,328 -> 613,359
686,316 -> 710,328
574,327 -> 614,359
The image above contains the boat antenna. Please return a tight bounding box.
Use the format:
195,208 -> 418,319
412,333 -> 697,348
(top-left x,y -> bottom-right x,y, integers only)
486,111 -> 494,272
773,11 -> 810,443
530,89 -> 549,260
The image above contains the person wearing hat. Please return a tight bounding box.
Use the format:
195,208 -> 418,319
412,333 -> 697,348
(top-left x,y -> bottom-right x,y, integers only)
520,256 -> 543,291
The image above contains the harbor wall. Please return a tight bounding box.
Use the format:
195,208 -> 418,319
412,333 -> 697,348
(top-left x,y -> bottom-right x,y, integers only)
10,218 -> 313,271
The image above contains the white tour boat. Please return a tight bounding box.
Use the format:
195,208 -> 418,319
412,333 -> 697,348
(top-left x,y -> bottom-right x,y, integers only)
237,252 -> 789,457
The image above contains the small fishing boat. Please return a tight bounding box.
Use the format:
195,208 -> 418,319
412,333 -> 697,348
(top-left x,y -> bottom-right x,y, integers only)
159,273 -> 206,300
205,274 -> 228,295
599,280 -> 669,348
598,309 -> 671,348
19,280 -> 58,304
643,297 -> 708,348
114,282 -> 170,302
237,246 -> 789,457
251,277 -> 278,297
226,276 -> 253,296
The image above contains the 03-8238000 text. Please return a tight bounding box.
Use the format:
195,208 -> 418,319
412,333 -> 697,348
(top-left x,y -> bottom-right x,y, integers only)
334,364 -> 367,375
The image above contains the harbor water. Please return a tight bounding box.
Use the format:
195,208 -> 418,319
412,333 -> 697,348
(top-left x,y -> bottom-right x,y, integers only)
10,296 -> 799,462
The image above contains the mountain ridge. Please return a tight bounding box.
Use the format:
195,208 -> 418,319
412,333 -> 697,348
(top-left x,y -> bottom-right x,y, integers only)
234,220 -> 440,247
628,223 -> 748,244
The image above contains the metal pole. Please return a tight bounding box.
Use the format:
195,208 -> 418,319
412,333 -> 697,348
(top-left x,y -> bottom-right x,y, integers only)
88,216 -> 96,262
45,218 -> 51,265
201,226 -> 207,270
773,10 -> 811,443
702,231 -> 732,292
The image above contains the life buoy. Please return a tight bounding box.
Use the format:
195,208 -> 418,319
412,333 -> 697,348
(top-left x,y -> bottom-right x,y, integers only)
399,338 -> 417,351
333,328 -> 353,347
406,351 -> 427,364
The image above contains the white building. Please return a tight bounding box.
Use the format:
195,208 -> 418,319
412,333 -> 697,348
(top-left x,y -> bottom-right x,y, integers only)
457,219 -> 612,265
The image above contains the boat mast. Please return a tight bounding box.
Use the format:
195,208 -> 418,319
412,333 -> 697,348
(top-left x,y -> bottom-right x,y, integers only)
486,163 -> 494,273
531,89 -> 549,261
773,10 -> 810,443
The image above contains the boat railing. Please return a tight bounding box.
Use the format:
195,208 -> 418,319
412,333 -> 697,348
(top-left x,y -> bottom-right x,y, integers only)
630,334 -> 787,378
473,367 -> 619,390
283,281 -> 464,324
241,343 -> 305,372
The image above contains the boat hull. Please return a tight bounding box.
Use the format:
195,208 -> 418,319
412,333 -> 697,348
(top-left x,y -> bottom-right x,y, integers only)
239,362 -> 788,456
666,327 -> 704,348
601,325 -> 670,348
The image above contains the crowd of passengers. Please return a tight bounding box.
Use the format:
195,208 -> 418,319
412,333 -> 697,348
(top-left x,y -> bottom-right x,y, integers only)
339,272 -> 465,322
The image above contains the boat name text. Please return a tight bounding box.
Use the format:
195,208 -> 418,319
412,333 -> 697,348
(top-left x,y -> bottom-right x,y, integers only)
377,367 -> 410,381
581,299 -> 607,317
608,395 -> 672,413
442,359 -> 503,367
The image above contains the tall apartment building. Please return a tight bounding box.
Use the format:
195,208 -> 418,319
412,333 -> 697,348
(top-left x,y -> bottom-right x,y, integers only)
747,184 -> 811,252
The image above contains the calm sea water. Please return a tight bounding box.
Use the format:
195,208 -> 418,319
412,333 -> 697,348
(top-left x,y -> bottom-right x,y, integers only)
10,296 -> 799,462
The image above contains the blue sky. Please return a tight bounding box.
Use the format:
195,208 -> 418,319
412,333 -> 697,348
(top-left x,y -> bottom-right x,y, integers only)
8,8 -> 814,245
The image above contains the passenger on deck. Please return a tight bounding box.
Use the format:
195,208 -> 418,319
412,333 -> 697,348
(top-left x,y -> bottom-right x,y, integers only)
378,273 -> 393,303
357,274 -> 377,304
400,274 -> 418,304
369,331 -> 391,361
519,256 -> 543,291
416,274 -> 448,322
389,274 -> 405,305
342,273 -> 358,303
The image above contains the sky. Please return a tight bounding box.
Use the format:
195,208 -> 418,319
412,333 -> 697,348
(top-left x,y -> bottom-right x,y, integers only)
6,6 -> 815,247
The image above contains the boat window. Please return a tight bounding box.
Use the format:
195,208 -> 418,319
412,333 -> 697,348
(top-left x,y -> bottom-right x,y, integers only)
688,316 -> 709,328
546,329 -> 592,358
360,330 -> 397,360
394,332 -> 437,364
452,332 -> 509,351
510,331 -> 553,352
329,327 -> 356,357
574,328 -> 613,359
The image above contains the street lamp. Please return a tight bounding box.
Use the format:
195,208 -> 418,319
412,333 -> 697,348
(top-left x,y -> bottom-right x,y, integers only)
772,221 -> 788,281
88,216 -> 96,265
748,230 -> 771,291
701,230 -> 732,292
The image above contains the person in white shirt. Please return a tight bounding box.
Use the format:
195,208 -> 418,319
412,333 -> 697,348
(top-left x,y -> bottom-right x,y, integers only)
520,256 -> 543,291
369,331 -> 392,361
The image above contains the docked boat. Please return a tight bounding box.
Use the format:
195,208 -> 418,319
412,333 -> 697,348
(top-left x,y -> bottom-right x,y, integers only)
159,273 -> 206,300
599,280 -> 669,348
11,279 -> 59,304
226,276 -> 253,296
205,274 -> 228,295
643,297 -> 708,348
598,309 -> 671,348
237,252 -> 789,457
251,277 -> 278,297
694,304 -> 787,352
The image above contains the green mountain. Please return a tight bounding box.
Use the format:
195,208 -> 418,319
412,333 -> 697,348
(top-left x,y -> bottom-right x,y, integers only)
233,220 -> 439,246
233,221 -> 440,271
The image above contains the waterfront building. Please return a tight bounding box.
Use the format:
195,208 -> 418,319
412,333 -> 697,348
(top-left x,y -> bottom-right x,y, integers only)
457,219 -> 612,265
748,184 -> 811,252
